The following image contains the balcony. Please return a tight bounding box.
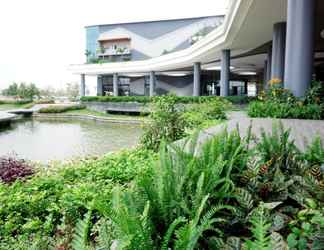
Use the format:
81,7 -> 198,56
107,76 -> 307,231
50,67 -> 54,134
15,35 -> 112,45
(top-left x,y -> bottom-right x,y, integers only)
97,47 -> 131,57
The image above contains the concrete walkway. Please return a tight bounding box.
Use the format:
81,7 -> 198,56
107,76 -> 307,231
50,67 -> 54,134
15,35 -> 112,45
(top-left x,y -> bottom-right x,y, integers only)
195,111 -> 324,151
0,111 -> 17,125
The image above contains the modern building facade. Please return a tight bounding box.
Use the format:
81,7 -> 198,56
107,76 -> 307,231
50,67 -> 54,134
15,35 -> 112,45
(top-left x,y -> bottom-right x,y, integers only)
70,0 -> 324,98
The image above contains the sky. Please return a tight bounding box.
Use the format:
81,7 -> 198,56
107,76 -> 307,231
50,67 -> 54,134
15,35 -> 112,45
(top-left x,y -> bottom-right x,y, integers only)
0,0 -> 228,91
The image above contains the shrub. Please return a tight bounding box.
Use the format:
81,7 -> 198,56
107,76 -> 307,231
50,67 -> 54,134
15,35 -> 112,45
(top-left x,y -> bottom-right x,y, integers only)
304,81 -> 324,105
38,104 -> 85,113
80,95 -> 255,105
0,156 -> 33,184
248,101 -> 323,119
183,99 -> 229,129
0,99 -> 32,105
140,94 -> 188,151
34,98 -> 55,104
249,82 -> 324,120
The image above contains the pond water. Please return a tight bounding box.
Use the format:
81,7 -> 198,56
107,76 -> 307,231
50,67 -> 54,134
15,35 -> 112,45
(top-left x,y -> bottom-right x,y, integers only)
0,118 -> 143,163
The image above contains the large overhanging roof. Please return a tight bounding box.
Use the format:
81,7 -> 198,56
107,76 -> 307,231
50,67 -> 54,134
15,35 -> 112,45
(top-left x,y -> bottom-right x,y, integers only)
69,0 -> 288,75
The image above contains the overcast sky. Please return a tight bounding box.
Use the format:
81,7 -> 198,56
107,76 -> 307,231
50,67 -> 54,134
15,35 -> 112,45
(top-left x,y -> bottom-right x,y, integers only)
0,0 -> 228,90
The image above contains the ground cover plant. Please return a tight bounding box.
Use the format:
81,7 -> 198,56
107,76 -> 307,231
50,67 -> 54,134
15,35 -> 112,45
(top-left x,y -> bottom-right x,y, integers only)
248,80 -> 324,119
0,149 -> 155,249
0,156 -> 33,184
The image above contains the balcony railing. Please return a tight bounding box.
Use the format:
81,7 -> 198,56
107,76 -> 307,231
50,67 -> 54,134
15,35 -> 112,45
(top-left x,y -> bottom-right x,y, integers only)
97,48 -> 131,57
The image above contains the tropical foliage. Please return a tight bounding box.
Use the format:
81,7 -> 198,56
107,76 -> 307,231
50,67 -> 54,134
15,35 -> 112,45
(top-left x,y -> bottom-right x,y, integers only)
0,116 -> 323,249
140,94 -> 188,151
140,94 -> 230,150
248,81 -> 324,120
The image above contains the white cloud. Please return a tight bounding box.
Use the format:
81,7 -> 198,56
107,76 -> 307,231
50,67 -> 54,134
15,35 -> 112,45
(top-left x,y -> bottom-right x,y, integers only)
0,0 -> 228,90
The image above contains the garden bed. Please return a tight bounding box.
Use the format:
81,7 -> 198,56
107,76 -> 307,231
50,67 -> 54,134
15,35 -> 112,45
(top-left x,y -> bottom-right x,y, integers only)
81,95 -> 254,105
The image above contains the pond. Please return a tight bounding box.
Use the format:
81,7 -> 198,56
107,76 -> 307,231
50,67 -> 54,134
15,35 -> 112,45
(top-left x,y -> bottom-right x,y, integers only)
0,118 -> 143,163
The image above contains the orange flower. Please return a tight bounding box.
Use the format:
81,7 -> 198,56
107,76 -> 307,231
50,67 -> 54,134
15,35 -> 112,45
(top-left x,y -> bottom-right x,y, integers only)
268,78 -> 282,86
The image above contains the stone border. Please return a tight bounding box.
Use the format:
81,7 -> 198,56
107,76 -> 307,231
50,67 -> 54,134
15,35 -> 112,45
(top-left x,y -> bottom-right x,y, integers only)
82,101 -> 149,114
32,113 -> 146,125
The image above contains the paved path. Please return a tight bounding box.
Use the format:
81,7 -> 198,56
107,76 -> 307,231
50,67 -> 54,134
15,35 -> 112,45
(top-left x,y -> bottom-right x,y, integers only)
193,111 -> 324,151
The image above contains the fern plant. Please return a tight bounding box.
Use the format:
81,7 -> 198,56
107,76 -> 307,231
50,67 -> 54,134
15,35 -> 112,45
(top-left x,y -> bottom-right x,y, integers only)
173,195 -> 234,250
245,205 -> 272,250
72,210 -> 93,250
256,121 -> 299,171
106,187 -> 154,250
304,137 -> 324,166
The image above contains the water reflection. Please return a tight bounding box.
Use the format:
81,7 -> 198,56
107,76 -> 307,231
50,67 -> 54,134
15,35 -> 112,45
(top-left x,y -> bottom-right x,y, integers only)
0,118 -> 143,162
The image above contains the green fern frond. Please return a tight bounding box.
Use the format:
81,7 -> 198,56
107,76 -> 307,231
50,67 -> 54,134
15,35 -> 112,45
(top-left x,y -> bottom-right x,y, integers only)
245,205 -> 272,250
161,217 -> 186,250
96,219 -> 113,250
72,210 -> 93,250
226,236 -> 242,250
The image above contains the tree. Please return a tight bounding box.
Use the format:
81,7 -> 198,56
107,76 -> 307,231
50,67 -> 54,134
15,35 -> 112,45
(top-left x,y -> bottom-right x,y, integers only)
25,83 -> 40,99
2,82 -> 18,96
40,86 -> 56,97
2,82 -> 40,99
65,82 -> 80,99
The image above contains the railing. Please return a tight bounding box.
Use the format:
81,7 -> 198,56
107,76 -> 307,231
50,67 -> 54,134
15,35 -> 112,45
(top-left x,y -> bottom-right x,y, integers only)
97,48 -> 131,56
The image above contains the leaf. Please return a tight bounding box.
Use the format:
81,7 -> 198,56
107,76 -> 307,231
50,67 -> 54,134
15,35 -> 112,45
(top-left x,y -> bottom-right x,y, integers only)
262,202 -> 283,210
270,232 -> 288,250
72,210 -> 93,250
270,213 -> 289,232
235,188 -> 254,210
226,236 -> 242,250
287,234 -> 298,248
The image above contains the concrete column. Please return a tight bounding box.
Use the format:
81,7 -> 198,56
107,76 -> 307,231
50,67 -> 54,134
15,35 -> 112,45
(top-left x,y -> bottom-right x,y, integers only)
266,46 -> 272,86
97,76 -> 103,96
220,50 -> 230,96
113,73 -> 119,96
149,71 -> 156,97
271,22 -> 286,81
80,74 -> 85,97
193,62 -> 201,96
284,0 -> 315,96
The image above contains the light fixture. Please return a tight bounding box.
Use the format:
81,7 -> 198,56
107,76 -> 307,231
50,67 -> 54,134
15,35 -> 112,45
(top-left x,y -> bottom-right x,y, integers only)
237,71 -> 257,76
321,29 -> 324,39
205,66 -> 234,71
162,72 -> 189,77
124,74 -> 144,78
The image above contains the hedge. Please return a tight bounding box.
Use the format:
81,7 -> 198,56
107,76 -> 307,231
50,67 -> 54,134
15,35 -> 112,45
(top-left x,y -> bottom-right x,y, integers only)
80,95 -> 254,105
38,104 -> 86,113
0,99 -> 32,105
